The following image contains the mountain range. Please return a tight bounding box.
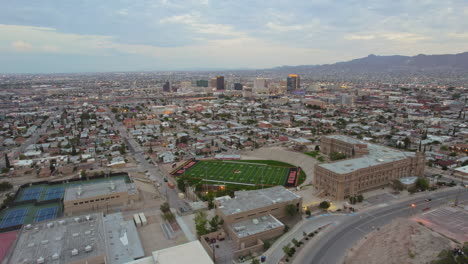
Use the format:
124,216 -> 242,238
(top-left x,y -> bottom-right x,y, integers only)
270,52 -> 468,74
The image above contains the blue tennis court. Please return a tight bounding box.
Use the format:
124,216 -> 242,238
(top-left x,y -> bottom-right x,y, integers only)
0,208 -> 29,228
44,187 -> 65,200
17,187 -> 44,201
34,207 -> 58,223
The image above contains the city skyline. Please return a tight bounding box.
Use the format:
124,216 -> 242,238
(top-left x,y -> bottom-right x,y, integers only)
1,0 -> 468,73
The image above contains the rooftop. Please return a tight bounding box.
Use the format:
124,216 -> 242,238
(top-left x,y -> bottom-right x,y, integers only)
319,135 -> 417,174
455,165 -> 468,174
218,186 -> 301,215
7,212 -> 144,264
230,214 -> 283,238
103,213 -> 145,263
64,179 -> 136,201
152,241 -> 214,264
7,213 -> 107,264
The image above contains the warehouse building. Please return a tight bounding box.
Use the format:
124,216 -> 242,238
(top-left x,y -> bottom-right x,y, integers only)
63,179 -> 139,216
315,135 -> 425,200
6,212 -> 144,264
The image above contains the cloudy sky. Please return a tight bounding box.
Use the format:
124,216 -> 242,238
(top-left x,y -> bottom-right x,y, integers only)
1,0 -> 467,73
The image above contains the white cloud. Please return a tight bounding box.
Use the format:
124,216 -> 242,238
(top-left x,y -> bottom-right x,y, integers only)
344,34 -> 376,40
265,22 -> 305,32
159,13 -> 245,37
11,40 -> 32,51
41,45 -> 59,52
344,32 -> 429,43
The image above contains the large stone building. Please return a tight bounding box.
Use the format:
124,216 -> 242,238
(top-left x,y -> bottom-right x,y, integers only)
315,135 -> 425,200
63,179 -> 139,216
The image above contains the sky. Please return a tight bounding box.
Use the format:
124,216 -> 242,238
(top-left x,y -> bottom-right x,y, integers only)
0,0 -> 467,73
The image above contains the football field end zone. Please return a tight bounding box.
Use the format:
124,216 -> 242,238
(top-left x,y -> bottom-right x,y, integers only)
170,159 -> 199,176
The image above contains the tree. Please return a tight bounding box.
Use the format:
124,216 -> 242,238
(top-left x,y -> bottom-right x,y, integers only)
330,152 -> 347,161
194,211 -> 209,237
392,179 -> 405,191
285,204 -> 298,216
119,143 -> 126,155
315,145 -> 320,151
440,145 -> 449,151
4,154 -> 10,168
415,177 -> 429,191
160,202 -> 170,213
0,181 -> 13,192
283,243 -> 292,257
292,238 -> 300,247
251,259 -> 260,264
208,215 -> 224,232
404,137 -> 411,149
71,144 -> 77,155
357,194 -> 364,203
319,201 -> 330,209
176,178 -> 186,193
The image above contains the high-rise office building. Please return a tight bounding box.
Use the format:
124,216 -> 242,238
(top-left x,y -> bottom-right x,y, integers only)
163,81 -> 170,92
234,83 -> 243,90
253,78 -> 266,92
196,80 -> 209,87
210,78 -> 217,88
287,74 -> 300,92
216,76 -> 225,90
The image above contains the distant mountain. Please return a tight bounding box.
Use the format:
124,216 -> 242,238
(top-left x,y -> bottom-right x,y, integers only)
270,52 -> 468,75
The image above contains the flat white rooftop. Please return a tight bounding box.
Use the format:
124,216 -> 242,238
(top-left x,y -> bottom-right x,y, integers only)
152,241 -> 213,264
218,186 -> 300,215
230,214 -> 283,238
64,179 -> 136,201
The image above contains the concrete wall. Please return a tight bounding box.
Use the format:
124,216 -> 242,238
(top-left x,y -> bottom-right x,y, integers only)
217,198 -> 302,226
64,191 -> 135,216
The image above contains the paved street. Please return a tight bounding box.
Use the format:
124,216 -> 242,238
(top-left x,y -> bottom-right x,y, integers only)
106,108 -> 189,212
294,187 -> 468,264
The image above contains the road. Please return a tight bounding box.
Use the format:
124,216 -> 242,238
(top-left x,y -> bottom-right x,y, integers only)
106,108 -> 190,212
294,187 -> 468,264
263,215 -> 347,264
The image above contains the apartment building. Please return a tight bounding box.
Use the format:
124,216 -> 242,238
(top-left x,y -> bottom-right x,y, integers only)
315,135 -> 425,200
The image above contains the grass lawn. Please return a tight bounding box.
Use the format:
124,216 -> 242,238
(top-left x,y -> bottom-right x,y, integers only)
176,160 -> 306,188
304,151 -> 319,158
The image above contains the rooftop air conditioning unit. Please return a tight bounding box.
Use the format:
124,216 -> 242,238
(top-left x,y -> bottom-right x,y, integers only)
47,222 -> 54,228
52,253 -> 59,260
36,257 -> 45,264
25,224 -> 32,230
86,215 -> 92,221
71,249 -> 78,256
85,245 -> 92,252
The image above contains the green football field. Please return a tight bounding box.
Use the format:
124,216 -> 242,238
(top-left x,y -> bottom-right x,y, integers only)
175,160 -> 300,187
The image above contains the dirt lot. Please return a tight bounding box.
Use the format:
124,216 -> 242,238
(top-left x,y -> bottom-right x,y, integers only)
344,218 -> 456,264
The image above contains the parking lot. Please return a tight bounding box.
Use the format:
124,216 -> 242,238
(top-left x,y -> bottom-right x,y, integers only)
415,207 -> 468,243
